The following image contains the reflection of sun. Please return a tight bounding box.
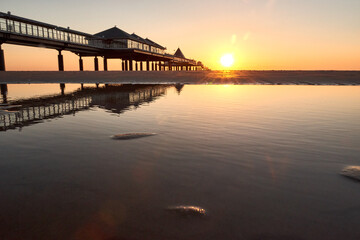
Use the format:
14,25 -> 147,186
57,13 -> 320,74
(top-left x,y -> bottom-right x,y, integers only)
220,54 -> 234,67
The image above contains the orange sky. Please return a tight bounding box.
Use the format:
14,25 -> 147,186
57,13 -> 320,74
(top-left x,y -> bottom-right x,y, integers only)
1,0 -> 360,70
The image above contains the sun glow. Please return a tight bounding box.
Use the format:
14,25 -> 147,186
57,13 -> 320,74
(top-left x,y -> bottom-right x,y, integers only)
220,54 -> 234,68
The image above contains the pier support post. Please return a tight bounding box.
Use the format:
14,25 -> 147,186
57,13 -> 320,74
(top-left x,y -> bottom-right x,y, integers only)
135,61 -> 138,71
152,62 -> 155,71
79,56 -> 83,71
146,61 -> 150,71
94,57 -> 99,71
0,44 -> 5,71
58,50 -> 64,71
103,57 -> 108,71
129,59 -> 133,71
125,60 -> 128,71
140,61 -> 143,71
60,83 -> 65,95
122,60 -> 125,71
168,62 -> 172,71
0,84 -> 8,103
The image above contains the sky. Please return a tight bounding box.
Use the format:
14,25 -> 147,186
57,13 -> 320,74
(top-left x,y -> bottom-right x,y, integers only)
1,0 -> 360,70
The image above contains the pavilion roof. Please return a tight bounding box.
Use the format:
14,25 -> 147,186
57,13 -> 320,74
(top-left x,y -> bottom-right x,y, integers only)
174,48 -> 185,58
94,26 -> 136,40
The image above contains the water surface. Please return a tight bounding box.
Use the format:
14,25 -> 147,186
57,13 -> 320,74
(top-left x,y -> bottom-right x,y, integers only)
1,84 -> 360,240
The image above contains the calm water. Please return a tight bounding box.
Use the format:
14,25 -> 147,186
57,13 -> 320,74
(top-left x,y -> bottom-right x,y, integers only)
1,84 -> 360,240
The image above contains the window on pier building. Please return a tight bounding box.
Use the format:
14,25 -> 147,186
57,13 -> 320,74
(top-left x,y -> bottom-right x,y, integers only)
21,23 -> 26,34
13,21 -> 20,33
6,20 -> 14,32
33,26 -> 38,36
111,39 -> 127,49
128,40 -> 139,49
39,27 -> 44,37
150,46 -> 163,54
0,18 -> 7,31
127,40 -> 144,49
48,29 -> 53,39
53,30 -> 58,40
27,25 -> 32,35
44,28 -> 49,38
88,39 -> 103,47
60,31 -> 65,41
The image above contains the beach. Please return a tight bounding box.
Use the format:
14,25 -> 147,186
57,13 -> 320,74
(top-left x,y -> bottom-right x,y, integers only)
1,70 -> 359,85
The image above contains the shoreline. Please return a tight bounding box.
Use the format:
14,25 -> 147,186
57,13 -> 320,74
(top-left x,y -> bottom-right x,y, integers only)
0,70 -> 359,85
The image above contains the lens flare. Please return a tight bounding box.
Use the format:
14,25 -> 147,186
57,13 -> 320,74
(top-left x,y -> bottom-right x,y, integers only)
220,54 -> 234,67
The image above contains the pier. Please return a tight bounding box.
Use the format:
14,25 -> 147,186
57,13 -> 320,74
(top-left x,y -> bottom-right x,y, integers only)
0,11 -> 204,72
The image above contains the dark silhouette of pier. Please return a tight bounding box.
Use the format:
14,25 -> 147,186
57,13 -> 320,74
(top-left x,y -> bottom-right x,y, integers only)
0,84 -> 170,131
0,11 -> 204,72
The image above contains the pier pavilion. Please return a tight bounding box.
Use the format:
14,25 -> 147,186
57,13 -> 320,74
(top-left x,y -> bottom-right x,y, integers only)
0,11 -> 203,71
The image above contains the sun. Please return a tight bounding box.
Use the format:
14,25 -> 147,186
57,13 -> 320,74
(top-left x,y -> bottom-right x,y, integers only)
220,54 -> 234,67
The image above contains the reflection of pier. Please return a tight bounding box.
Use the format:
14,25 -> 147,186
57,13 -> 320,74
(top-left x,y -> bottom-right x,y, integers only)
0,84 -> 169,131
0,96 -> 91,131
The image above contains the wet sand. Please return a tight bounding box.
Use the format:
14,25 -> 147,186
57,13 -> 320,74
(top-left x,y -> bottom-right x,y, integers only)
0,70 -> 359,85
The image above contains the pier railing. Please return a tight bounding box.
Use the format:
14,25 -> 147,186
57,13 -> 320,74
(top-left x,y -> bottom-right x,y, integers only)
0,15 -> 100,47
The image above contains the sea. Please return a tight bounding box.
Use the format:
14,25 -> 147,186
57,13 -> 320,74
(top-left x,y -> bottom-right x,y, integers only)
1,83 -> 360,240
